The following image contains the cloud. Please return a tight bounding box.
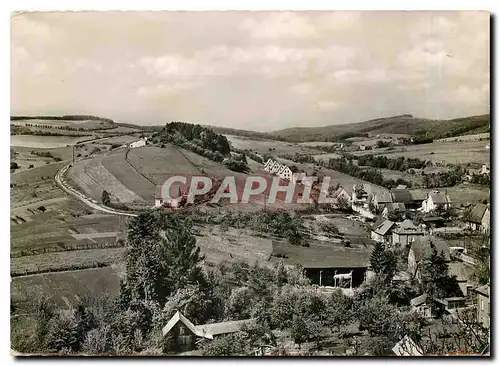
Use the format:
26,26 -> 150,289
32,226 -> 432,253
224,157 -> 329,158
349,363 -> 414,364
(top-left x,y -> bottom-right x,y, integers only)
240,12 -> 318,39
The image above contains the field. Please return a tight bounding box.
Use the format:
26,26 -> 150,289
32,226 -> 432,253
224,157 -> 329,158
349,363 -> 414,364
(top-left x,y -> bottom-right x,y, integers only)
225,134 -> 319,155
11,266 -> 121,311
11,135 -> 92,148
436,133 -> 490,143
410,184 -> 490,206
11,118 -> 116,130
351,140 -> 490,166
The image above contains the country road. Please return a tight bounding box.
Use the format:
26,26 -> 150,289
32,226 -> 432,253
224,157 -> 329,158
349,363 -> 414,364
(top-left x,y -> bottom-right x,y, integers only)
55,164 -> 138,217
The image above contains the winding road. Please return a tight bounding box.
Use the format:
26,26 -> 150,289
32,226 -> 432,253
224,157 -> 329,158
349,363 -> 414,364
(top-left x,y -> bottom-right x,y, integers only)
55,164 -> 138,217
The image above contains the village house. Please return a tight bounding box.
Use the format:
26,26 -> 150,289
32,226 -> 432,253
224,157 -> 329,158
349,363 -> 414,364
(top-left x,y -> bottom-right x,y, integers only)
331,186 -> 352,207
392,219 -> 424,246
466,203 -> 490,233
263,158 -> 293,181
382,202 -> 406,220
271,240 -> 370,288
475,284 -> 490,329
373,191 -> 393,211
162,311 -> 255,353
481,164 -> 490,175
421,191 -> 452,213
371,220 -> 396,245
129,137 -> 147,149
407,236 -> 450,281
410,294 -> 433,319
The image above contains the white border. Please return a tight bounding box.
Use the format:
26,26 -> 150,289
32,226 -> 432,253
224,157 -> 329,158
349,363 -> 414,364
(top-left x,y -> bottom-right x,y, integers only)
2,1 -> 497,365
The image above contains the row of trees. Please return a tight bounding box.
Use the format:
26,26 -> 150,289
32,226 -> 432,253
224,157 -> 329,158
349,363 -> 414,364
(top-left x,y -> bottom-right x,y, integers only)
357,154 -> 430,171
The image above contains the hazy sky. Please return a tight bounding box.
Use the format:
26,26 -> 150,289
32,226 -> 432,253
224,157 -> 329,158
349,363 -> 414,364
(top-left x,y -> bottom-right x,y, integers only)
11,11 -> 490,131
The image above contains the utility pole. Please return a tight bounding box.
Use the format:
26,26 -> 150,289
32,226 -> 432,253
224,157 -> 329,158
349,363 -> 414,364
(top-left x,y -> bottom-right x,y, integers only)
319,270 -> 323,287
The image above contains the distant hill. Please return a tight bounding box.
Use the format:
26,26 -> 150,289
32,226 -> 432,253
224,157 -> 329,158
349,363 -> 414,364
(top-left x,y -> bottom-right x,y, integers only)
204,125 -> 286,141
11,115 -> 115,123
271,114 -> 490,142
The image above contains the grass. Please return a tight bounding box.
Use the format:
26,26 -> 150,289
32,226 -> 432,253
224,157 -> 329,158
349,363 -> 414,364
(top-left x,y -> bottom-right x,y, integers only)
11,135 -> 91,148
11,266 -> 121,311
11,247 -> 125,276
225,134 -> 319,155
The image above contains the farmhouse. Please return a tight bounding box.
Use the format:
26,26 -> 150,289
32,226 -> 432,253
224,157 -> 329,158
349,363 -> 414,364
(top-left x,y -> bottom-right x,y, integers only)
382,203 -> 406,220
271,241 -> 370,288
373,191 -> 393,210
392,219 -> 424,246
162,311 -> 255,353
410,294 -> 433,319
331,186 -> 352,207
371,220 -> 396,245
421,191 -> 452,213
129,137 -> 147,149
263,158 -> 293,181
407,236 -> 450,281
466,203 -> 490,233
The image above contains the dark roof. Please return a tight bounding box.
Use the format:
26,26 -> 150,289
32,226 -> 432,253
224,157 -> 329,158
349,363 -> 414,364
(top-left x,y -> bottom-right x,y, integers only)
384,202 -> 406,212
391,189 -> 413,203
373,220 -> 396,236
272,241 -> 371,269
410,236 -> 451,262
468,203 -> 488,224
410,191 -> 427,202
429,192 -> 450,204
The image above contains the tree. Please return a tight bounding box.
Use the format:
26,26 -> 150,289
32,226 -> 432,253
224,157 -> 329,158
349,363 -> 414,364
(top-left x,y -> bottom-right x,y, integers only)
10,161 -> 19,170
370,242 -> 385,274
420,243 -> 461,300
102,190 -> 111,206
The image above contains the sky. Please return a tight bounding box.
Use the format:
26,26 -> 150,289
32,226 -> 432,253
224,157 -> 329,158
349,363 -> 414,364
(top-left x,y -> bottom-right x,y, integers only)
11,11 -> 490,131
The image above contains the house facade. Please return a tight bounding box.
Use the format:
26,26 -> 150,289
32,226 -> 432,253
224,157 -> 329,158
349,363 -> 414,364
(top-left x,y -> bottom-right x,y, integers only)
421,191 -> 452,213
371,220 -> 395,245
475,284 -> 490,329
467,203 -> 490,233
263,158 -> 293,180
392,219 -> 424,246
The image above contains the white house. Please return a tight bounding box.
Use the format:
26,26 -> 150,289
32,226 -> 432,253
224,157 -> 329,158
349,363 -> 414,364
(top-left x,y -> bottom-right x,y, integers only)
263,158 -> 293,181
371,220 -> 396,245
129,137 -> 147,149
421,191 -> 452,213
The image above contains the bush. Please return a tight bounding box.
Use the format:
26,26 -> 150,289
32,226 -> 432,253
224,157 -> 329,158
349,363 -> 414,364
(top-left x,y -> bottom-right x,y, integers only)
10,161 -> 19,170
38,206 -> 46,212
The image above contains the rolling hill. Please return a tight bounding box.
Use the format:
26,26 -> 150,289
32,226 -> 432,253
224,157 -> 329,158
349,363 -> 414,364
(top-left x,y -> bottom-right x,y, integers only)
270,114 -> 490,142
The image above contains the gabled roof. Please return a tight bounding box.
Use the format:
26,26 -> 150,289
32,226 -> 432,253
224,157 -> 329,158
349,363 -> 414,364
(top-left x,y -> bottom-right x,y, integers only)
410,236 -> 450,262
410,191 -> 427,202
162,311 -> 210,339
391,189 -> 413,203
410,294 -> 427,307
429,192 -> 450,204
373,220 -> 396,236
162,311 -> 255,340
468,203 -> 488,224
393,219 -> 422,235
475,284 -> 490,297
375,191 -> 393,204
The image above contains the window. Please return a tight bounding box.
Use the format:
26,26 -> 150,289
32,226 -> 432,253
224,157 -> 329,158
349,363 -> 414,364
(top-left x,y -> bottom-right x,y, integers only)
481,299 -> 484,311
179,326 -> 185,336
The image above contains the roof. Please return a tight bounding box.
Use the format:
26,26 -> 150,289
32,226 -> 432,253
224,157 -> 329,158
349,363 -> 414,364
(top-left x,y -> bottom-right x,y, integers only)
162,311 -> 255,340
373,220 -> 396,236
410,294 -> 427,307
475,284 -> 490,297
391,189 -> 414,203
195,319 -> 256,337
410,190 -> 427,202
410,236 -> 450,262
375,191 -> 393,204
422,216 -> 444,222
448,262 -> 473,282
384,202 -> 406,212
272,240 -> 371,269
393,219 -> 423,235
468,203 -> 488,224
429,192 -> 450,204
395,184 -> 408,189
162,311 -> 209,339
